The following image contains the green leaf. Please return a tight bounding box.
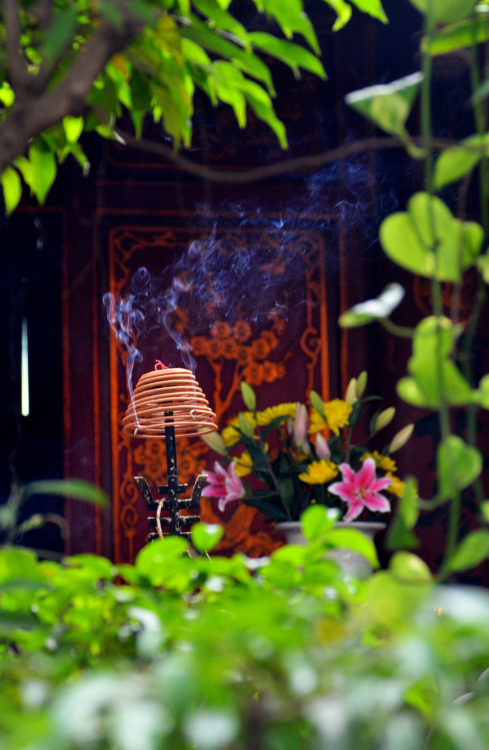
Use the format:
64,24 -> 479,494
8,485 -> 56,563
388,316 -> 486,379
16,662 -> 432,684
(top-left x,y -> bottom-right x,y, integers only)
63,116 -> 84,144
260,0 -> 320,53
481,501 -> 489,523
191,523 -> 224,553
386,478 -> 420,551
14,156 -> 33,189
249,33 -> 326,78
323,0 -> 352,30
386,517 -> 420,550
309,390 -> 326,418
66,554 -> 116,580
181,38 -> 212,67
279,477 -> 295,515
397,317 -> 475,408
326,527 -> 379,567
28,143 -> 57,205
41,7 -> 78,63
238,412 -> 255,438
180,18 -> 274,94
99,0 -> 125,26
241,83 -> 288,148
472,72 -> 489,106
211,62 -> 247,126
478,374 -> 489,408
135,537 -> 189,585
0,167 -> 22,214
62,141 -> 90,175
240,381 -> 256,411
408,0 -> 477,24
478,250 -> 489,285
0,81 -> 14,107
379,192 -> 484,283
437,436 -> 482,500
0,548 -> 46,583
390,551 -> 432,582
152,80 -> 192,146
433,134 -> 489,190
423,13 -> 489,56
193,0 -> 250,45
301,505 -> 338,541
339,283 -> 405,327
399,477 -> 419,529
350,0 -> 388,23
0,610 -> 39,632
447,530 -> 489,572
345,72 -> 423,137
23,479 -> 108,508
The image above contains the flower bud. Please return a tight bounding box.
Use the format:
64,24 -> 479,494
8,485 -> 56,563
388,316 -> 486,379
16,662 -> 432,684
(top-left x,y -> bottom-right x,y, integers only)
200,430 -> 227,456
345,377 -> 358,404
238,412 -> 255,438
356,371 -> 368,398
293,403 -> 309,445
388,423 -> 415,454
374,407 -> 396,433
315,432 -> 331,460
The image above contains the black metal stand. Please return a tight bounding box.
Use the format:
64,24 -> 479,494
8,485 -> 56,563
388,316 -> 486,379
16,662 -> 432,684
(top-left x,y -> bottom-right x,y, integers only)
134,412 -> 206,542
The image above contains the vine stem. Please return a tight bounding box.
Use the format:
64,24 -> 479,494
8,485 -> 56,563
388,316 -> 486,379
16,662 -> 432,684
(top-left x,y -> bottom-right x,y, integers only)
379,318 -> 414,339
457,40 -> 489,507
420,10 -> 459,575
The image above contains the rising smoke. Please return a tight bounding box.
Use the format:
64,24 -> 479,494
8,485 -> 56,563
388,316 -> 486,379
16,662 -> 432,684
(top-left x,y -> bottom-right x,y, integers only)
103,222 -> 317,396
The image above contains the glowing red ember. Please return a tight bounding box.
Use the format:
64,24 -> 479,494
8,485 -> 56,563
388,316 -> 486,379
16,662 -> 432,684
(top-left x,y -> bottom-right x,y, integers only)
154,360 -> 169,370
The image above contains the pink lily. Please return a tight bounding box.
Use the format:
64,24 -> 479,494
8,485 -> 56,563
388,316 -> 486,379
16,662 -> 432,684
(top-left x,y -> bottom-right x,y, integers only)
202,461 -> 246,512
328,458 -> 391,522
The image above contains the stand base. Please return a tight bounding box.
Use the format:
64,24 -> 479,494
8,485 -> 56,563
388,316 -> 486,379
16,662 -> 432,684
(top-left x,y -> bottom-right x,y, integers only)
134,474 -> 207,543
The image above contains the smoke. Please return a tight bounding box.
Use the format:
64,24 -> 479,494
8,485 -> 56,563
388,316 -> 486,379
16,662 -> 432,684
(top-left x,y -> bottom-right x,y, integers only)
103,222 -> 315,398
102,290 -> 144,424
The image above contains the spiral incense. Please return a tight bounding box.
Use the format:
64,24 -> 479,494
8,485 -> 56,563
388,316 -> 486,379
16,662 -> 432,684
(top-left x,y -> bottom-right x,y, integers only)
124,362 -> 216,542
122,363 -> 217,438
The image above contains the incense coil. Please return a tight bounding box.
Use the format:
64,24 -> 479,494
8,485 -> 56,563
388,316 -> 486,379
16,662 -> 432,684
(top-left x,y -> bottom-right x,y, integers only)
122,367 -> 217,438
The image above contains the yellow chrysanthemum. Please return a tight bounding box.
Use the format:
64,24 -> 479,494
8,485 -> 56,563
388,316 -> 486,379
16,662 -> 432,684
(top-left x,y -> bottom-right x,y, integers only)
299,460 -> 339,485
361,451 -> 397,473
309,410 -> 328,434
385,472 -> 417,499
234,450 -> 253,477
309,399 -> 352,436
222,412 -> 257,446
257,402 -> 298,426
323,400 -> 353,435
222,423 -> 241,447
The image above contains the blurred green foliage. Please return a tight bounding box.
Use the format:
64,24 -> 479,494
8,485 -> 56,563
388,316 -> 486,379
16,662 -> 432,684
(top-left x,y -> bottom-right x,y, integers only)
2,516 -> 489,750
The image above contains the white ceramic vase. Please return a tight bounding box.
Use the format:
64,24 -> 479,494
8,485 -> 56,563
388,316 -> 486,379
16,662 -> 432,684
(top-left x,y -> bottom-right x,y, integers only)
275,520 -> 386,579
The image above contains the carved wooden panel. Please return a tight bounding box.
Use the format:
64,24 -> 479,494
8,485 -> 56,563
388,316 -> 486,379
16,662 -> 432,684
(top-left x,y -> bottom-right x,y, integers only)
103,216 -> 340,562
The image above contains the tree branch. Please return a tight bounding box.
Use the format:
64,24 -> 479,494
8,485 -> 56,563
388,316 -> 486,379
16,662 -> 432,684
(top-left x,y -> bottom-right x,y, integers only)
113,129 -> 455,184
4,0 -> 29,92
0,7 -> 145,173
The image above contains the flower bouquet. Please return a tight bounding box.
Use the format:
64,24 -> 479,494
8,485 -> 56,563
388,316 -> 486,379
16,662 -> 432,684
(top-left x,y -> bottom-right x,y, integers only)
202,373 -> 414,526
